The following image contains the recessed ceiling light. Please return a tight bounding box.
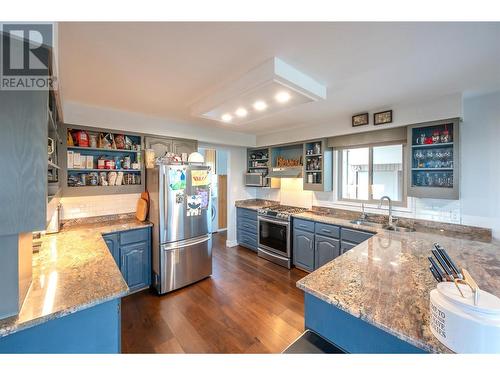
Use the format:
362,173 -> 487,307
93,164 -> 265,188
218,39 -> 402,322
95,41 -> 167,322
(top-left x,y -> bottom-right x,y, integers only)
253,100 -> 267,111
275,91 -> 291,103
221,113 -> 232,122
235,107 -> 248,117
192,58 -> 326,124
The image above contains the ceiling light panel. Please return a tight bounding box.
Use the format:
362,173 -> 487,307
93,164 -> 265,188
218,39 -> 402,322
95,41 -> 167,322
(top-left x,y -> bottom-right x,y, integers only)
191,57 -> 327,125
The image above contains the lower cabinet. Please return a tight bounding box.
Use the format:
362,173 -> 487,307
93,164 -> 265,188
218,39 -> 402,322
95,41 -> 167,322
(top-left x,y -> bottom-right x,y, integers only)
237,208 -> 258,251
293,229 -> 315,272
293,218 -> 375,272
340,241 -> 356,255
103,227 -> 151,294
103,233 -> 119,266
315,235 -> 340,269
120,241 -> 150,292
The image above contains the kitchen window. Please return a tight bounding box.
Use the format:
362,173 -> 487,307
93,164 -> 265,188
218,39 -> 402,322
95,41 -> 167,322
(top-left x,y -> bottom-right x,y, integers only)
339,143 -> 405,205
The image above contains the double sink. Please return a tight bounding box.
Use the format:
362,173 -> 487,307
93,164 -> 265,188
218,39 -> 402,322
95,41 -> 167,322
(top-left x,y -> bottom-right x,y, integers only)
349,219 -> 416,232
348,197 -> 416,233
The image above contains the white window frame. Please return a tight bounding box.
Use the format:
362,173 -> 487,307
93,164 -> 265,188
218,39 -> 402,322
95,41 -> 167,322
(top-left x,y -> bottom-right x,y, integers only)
337,142 -> 407,207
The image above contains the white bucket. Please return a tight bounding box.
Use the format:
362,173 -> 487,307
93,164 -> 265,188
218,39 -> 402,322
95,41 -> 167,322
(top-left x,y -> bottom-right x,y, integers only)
430,282 -> 500,353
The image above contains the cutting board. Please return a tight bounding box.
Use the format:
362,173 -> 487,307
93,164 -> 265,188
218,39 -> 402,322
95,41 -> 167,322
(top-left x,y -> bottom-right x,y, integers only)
136,197 -> 148,221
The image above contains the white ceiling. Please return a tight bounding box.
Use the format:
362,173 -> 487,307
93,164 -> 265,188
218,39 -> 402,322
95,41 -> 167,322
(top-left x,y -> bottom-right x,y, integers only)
59,22 -> 500,136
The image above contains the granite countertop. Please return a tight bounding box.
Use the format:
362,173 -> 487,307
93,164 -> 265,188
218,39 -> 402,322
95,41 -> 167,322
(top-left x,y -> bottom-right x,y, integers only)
0,218 -> 152,338
235,199 -> 278,211
295,213 -> 500,353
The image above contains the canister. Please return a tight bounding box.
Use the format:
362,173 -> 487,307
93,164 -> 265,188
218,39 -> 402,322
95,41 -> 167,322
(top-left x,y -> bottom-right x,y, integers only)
430,282 -> 500,353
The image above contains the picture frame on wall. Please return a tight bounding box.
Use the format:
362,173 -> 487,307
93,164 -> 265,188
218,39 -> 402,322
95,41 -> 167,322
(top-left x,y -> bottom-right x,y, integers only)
352,113 -> 369,127
374,110 -> 393,125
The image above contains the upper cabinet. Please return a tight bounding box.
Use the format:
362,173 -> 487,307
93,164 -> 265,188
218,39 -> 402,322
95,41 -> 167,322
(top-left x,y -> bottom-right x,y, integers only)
61,131 -> 197,197
172,139 -> 198,156
145,136 -> 197,159
303,139 -> 332,192
245,140 -> 333,191
407,118 -> 459,199
145,137 -> 173,157
144,136 -> 198,158
246,147 -> 280,188
269,143 -> 303,178
61,124 -> 145,196
0,89 -> 48,235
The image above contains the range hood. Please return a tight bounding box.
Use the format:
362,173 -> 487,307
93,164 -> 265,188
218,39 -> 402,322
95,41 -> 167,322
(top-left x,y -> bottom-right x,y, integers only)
268,166 -> 303,178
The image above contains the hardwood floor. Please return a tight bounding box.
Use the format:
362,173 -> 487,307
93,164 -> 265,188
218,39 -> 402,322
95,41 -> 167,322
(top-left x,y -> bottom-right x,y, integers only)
121,232 -> 307,353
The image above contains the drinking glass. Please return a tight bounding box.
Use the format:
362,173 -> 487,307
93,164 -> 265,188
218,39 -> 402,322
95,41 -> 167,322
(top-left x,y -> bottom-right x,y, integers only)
426,150 -> 434,168
425,172 -> 433,186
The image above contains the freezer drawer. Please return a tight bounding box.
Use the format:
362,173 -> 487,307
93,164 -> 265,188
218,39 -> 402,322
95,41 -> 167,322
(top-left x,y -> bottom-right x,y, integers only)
157,234 -> 212,294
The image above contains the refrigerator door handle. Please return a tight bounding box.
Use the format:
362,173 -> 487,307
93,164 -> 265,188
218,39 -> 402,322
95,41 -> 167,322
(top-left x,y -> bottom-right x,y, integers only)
162,234 -> 211,251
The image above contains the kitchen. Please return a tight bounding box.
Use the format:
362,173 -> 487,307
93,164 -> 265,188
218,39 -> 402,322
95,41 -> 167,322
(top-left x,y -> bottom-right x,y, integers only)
1,15 -> 500,366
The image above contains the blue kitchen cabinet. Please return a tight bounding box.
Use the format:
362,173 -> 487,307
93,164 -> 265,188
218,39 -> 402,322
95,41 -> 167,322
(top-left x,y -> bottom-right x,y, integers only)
103,233 -> 120,266
120,241 -> 150,292
292,216 -> 374,272
0,299 -> 121,354
293,229 -> 315,272
315,235 -> 340,268
102,227 -> 151,293
237,208 -> 258,251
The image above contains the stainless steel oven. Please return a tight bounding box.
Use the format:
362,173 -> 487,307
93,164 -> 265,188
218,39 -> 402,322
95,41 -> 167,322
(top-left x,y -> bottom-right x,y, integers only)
257,216 -> 291,269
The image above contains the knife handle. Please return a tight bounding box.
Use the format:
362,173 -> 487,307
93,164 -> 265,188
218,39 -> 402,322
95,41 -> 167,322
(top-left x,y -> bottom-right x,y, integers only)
431,249 -> 453,278
434,243 -> 462,279
429,265 -> 443,282
428,256 -> 445,280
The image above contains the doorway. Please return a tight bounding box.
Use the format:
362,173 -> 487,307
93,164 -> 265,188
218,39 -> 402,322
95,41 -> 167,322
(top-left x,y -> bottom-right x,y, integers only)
199,147 -> 228,233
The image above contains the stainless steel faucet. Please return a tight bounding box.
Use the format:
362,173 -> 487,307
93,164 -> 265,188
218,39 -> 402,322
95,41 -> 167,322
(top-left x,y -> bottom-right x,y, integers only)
378,196 -> 396,228
359,202 -> 367,221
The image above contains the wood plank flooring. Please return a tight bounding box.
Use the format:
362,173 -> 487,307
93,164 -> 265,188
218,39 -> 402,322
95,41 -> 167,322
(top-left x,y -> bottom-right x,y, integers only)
121,232 -> 307,353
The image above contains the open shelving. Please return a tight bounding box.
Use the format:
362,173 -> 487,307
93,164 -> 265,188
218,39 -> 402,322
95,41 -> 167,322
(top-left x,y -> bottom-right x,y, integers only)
303,139 -> 332,191
61,124 -> 145,196
246,147 -> 281,188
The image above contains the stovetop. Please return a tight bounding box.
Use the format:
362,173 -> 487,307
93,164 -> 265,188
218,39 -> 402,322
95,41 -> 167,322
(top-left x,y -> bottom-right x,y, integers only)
257,205 -> 308,220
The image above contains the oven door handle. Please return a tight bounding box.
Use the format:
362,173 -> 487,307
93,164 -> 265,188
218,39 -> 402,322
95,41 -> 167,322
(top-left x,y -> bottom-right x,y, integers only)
258,247 -> 290,262
258,216 -> 290,227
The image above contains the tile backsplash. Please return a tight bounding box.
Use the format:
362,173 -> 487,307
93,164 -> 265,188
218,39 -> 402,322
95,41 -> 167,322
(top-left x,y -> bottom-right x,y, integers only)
60,194 -> 140,220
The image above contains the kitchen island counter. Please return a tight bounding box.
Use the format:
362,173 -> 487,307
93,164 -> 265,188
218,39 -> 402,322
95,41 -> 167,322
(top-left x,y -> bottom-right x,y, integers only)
296,220 -> 500,353
0,217 -> 151,339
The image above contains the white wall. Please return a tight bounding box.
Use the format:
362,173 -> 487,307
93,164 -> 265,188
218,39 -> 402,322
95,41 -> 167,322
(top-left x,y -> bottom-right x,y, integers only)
256,93 -> 462,146
460,91 -> 500,238
63,101 -> 256,147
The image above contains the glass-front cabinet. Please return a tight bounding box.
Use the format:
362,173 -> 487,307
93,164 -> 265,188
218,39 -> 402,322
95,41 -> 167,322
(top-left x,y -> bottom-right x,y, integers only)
407,118 -> 459,199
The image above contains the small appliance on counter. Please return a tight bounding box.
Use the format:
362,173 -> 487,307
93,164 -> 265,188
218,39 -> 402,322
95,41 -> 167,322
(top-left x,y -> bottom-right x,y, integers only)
428,243 -> 500,353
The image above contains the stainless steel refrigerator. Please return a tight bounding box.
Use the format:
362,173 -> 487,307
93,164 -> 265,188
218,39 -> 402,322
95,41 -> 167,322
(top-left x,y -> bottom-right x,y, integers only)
147,163 -> 212,294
